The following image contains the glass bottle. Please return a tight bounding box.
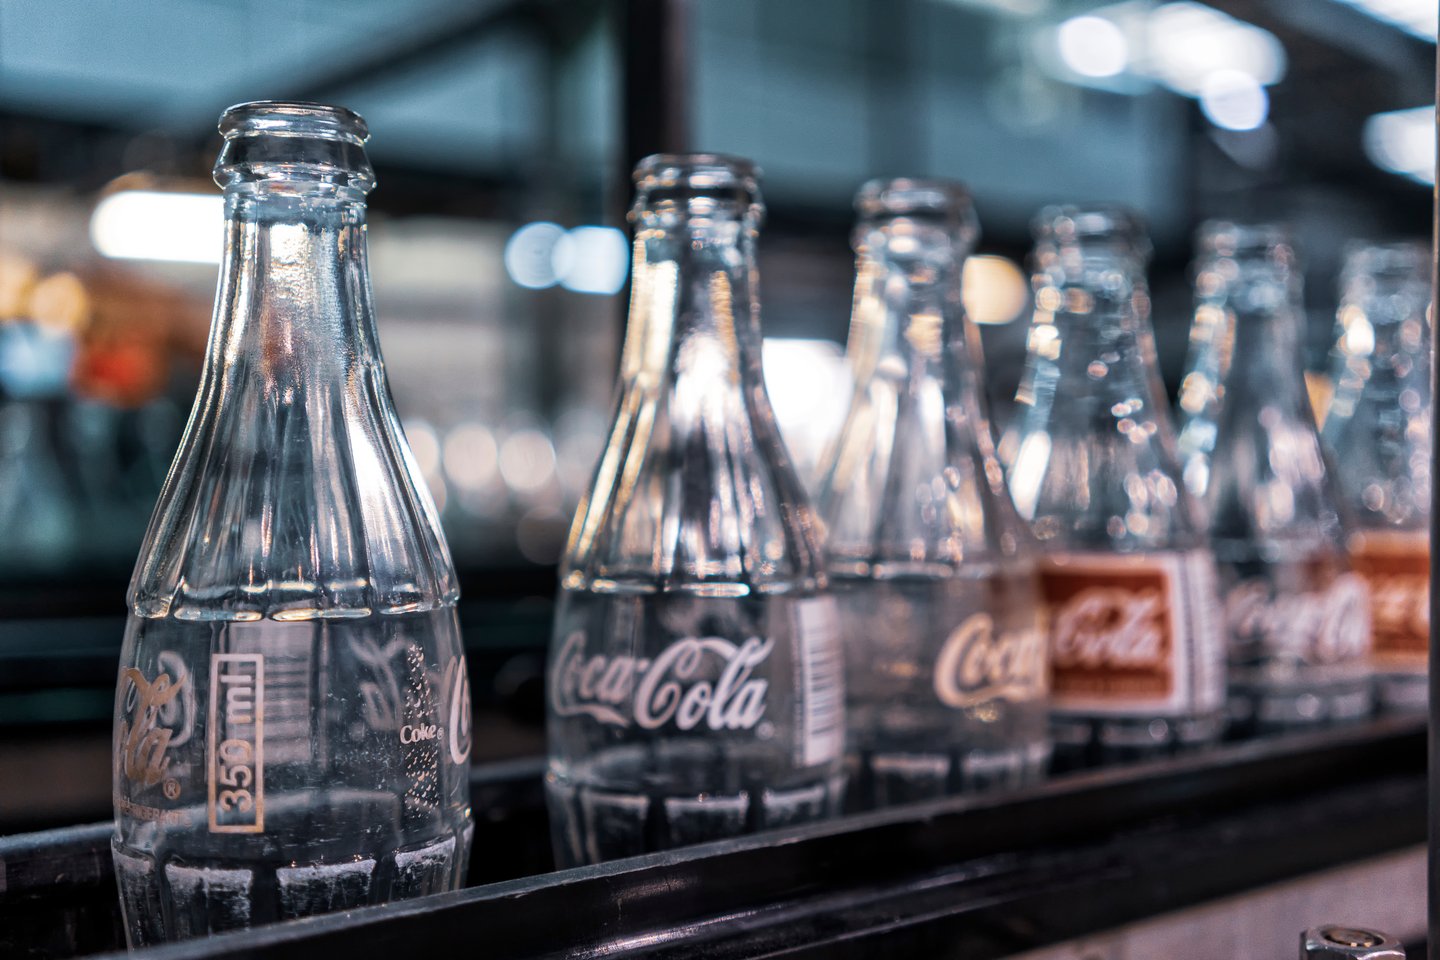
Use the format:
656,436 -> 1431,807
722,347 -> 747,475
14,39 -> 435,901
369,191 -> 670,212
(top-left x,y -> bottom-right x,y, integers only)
815,178 -> 1048,809
1007,206 -> 1225,767
112,102 -> 473,947
1180,223 -> 1370,733
545,155 -> 844,866
1322,241 -> 1431,710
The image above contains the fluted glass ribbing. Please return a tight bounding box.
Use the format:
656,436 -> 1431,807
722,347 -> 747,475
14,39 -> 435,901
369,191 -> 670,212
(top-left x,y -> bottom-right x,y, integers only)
816,179 -> 1048,808
546,155 -> 844,866
113,102 -> 470,947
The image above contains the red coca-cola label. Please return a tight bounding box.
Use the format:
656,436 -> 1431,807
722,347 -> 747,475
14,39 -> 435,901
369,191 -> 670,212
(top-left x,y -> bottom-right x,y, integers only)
1040,552 -> 1221,715
1349,531 -> 1429,668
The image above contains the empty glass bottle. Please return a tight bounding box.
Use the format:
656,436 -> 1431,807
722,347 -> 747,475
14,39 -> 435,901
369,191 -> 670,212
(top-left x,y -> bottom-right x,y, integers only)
1179,223 -> 1370,733
1007,206 -> 1225,767
112,102 -> 473,947
816,179 -> 1048,808
545,155 -> 845,867
1322,241 -> 1431,710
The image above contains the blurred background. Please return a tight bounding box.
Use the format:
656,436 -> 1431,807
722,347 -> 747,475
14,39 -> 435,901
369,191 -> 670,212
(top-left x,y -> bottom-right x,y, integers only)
0,0 -> 1432,832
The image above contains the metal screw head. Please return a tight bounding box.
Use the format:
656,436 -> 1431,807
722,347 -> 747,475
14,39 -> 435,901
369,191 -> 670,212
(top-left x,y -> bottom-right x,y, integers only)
1324,928 -> 1382,949
1301,925 -> 1405,959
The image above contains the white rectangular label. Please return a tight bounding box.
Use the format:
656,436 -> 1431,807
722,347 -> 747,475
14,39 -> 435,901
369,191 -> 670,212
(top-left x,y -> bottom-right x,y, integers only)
208,653 -> 265,834
796,597 -> 844,768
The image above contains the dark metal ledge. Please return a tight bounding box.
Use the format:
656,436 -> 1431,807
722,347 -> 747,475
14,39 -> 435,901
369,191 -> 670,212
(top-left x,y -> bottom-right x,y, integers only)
0,715 -> 1424,960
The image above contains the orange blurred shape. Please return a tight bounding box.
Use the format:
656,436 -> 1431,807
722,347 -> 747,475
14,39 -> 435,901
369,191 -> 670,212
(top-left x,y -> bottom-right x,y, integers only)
68,264 -> 207,407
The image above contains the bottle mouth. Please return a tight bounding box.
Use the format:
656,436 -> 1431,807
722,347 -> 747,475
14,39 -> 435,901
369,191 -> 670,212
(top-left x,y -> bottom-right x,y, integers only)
854,177 -> 979,245
1033,204 -> 1149,256
1342,239 -> 1430,278
214,101 -> 375,193
631,153 -> 763,219
1195,220 -> 1292,258
220,101 -> 369,144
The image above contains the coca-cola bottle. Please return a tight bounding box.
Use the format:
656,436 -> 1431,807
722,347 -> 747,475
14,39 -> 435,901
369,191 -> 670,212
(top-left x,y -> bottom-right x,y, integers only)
545,155 -> 845,866
112,102 -> 472,946
1322,241 -> 1431,710
1007,206 -> 1225,767
1179,222 -> 1370,734
815,178 -> 1048,808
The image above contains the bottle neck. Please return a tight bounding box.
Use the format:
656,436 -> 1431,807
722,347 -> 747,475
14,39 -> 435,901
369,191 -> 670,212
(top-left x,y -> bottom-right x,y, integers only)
622,209 -> 762,393
211,187 -> 377,386
1016,240 -> 1158,413
1204,253 -> 1308,401
847,219 -> 966,386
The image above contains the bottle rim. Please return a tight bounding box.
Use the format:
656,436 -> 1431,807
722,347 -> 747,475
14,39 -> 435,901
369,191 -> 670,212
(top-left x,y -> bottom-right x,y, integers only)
220,101 -> 369,145
1194,219 -> 1292,257
1341,238 -> 1431,276
1032,204 -> 1147,248
855,177 -> 971,213
633,153 -> 760,191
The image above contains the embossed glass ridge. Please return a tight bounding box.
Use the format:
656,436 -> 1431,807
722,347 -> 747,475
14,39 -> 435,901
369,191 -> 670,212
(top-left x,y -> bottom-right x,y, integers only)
111,102 -> 472,947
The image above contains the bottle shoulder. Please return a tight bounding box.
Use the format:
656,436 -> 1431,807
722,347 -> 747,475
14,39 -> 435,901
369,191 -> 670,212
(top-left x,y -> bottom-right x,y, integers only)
560,380 -> 825,594
817,370 -> 1029,566
129,367 -> 458,621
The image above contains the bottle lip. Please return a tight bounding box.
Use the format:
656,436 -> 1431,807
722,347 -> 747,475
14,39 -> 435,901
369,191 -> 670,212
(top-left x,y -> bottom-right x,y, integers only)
1032,204 -> 1148,249
1195,219 -> 1292,256
633,153 -> 760,193
219,101 -> 369,145
855,176 -> 979,233
1342,238 -> 1430,275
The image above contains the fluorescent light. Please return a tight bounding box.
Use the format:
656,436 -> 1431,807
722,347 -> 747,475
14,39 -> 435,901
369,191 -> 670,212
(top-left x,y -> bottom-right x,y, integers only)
1058,15 -> 1130,78
1144,2 -> 1286,95
504,222 -> 630,294
559,226 -> 629,295
90,191 -> 223,264
503,221 -> 569,289
1332,0 -> 1437,41
1364,106 -> 1436,184
1041,2 -> 1286,111
1199,69 -> 1269,131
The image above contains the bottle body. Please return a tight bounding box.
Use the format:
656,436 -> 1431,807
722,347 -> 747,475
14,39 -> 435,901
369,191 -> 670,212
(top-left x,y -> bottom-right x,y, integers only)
1322,242 -> 1431,710
112,102 -> 471,945
545,155 -> 844,865
831,567 -> 1046,805
1183,224 -> 1371,733
1008,207 -> 1225,766
547,588 -> 841,864
818,179 -> 1048,808
114,611 -> 473,945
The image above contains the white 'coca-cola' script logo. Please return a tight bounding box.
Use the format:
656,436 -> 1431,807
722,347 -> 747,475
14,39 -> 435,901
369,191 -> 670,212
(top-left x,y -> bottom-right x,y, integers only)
550,631 -> 772,731
1369,572 -> 1428,639
933,614 -> 1047,708
1052,588 -> 1167,670
1225,573 -> 1369,665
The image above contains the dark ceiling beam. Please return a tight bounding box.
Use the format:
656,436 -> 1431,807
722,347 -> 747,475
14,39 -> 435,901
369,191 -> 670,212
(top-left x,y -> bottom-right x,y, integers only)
1209,0 -> 1433,104
619,0 -> 689,171
273,0 -> 541,108
1262,0 -> 1433,103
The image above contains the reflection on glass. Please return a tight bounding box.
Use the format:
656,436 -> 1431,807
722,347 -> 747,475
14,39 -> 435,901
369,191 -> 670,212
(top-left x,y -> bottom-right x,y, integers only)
1006,206 -> 1225,768
1322,241 -> 1432,709
816,179 -> 1048,808
1181,222 -> 1371,735
112,103 -> 471,946
545,155 -> 844,867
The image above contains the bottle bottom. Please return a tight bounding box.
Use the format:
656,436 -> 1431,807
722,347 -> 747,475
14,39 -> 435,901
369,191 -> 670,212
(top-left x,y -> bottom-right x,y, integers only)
1376,670 -> 1427,712
113,792 -> 472,947
546,749 -> 843,868
1049,712 -> 1225,772
1226,674 -> 1375,737
846,740 -> 1050,811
